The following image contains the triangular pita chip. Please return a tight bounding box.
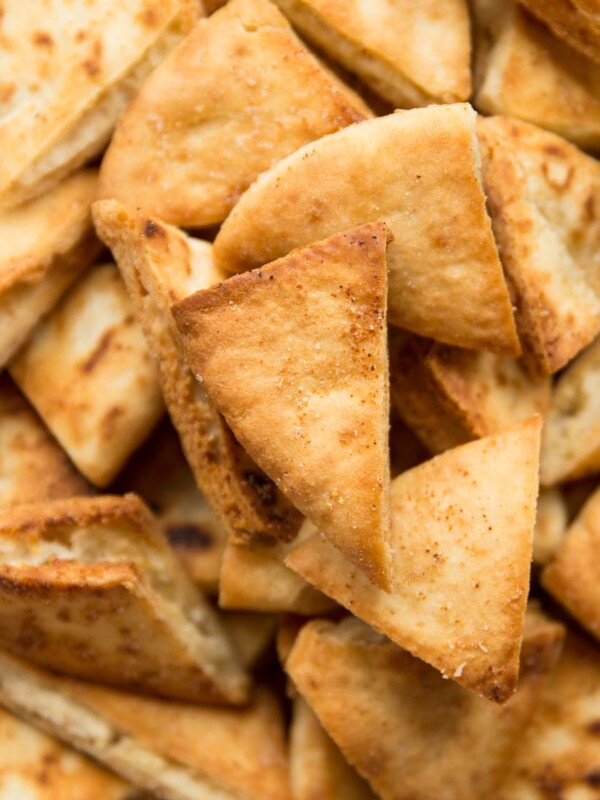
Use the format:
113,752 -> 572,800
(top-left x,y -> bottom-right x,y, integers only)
286,418 -> 542,701
472,0 -> 600,149
519,0 -> 600,65
94,200 -> 300,545
0,494 -> 248,704
478,115 -> 600,373
290,696 -> 377,800
501,629 -> 600,799
390,331 -> 550,454
272,0 -> 471,107
174,222 -> 392,589
0,375 -> 91,507
9,264 -> 165,487
0,652 -> 290,800
0,170 -> 100,368
540,336 -> 600,485
99,0 -> 370,228
285,613 -> 564,800
0,0 -> 197,207
214,104 -> 519,354
533,488 -> 567,566
543,485 -> 600,642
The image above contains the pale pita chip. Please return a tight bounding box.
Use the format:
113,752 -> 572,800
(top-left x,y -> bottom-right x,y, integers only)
99,0 -> 370,228
390,332 -> 550,454
0,652 -> 290,800
286,419 -> 542,701
94,200 -> 301,545
533,488 -> 568,566
519,0 -> 600,65
540,336 -> 600,485
0,494 -> 249,704
0,170 -> 100,369
285,613 -> 564,800
174,222 -> 392,589
472,0 -> 600,149
9,264 -> 165,487
0,0 -> 198,208
272,0 -> 471,107
501,629 -> 600,799
214,104 -> 519,354
478,115 -> 600,373
543,486 -> 600,643
0,375 -> 91,507
290,696 -> 377,800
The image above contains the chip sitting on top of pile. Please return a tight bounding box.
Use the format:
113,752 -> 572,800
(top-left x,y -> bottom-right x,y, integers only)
2,0 -> 600,798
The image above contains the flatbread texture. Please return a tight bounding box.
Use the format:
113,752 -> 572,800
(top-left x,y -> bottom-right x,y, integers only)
271,0 -> 471,108
174,222 -> 392,589
0,494 -> 249,704
472,0 -> 600,149
99,0 -> 370,228
389,332 -> 550,454
286,418 -> 542,701
290,696 -> 377,800
285,614 -> 564,800
0,375 -> 91,508
0,0 -> 198,208
94,200 -> 300,545
9,264 -> 165,487
501,629 -> 600,799
478,116 -> 600,374
519,0 -> 600,65
0,170 -> 100,369
0,653 -> 290,800
542,486 -> 600,643
540,336 -> 600,485
213,103 -> 519,354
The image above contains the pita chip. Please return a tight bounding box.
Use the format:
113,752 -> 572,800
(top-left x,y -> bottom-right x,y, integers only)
174,222 -> 392,589
214,104 -> 519,354
285,613 -> 564,800
0,375 -> 91,508
99,0 -> 370,228
9,264 -> 165,487
478,115 -> 600,373
390,332 -> 550,454
221,612 -> 278,670
519,0 -> 600,65
472,0 -> 600,149
540,336 -> 600,485
286,418 -> 542,701
0,494 -> 249,704
0,170 -> 100,369
94,200 -> 300,545
533,488 -> 567,566
271,0 -> 471,108
290,696 -> 377,800
0,653 -> 290,800
0,0 -> 198,208
501,629 -> 600,799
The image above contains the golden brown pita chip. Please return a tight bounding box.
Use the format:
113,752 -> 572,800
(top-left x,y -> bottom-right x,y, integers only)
501,629 -> 600,799
540,336 -> 600,485
0,170 -> 100,369
519,0 -> 600,65
0,375 -> 90,507
0,652 -> 290,800
286,419 -> 542,701
175,222 -> 392,589
390,332 -> 550,454
214,104 -> 518,354
271,0 -> 471,108
99,0 -> 370,228
94,200 -> 300,545
472,0 -> 600,149
285,613 -> 563,800
533,488 -> 567,566
9,264 -> 165,487
0,0 -> 197,208
290,696 -> 377,800
478,115 -> 600,373
0,494 -> 249,704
